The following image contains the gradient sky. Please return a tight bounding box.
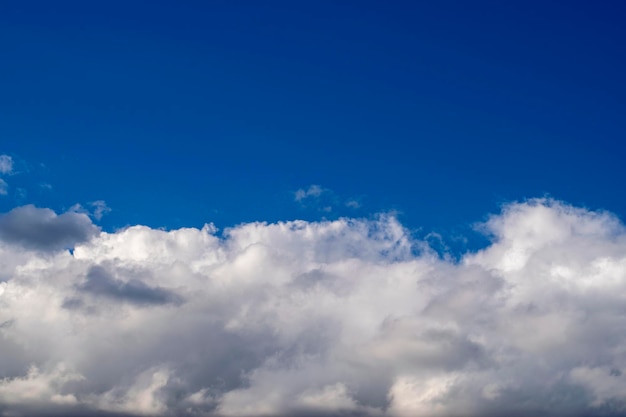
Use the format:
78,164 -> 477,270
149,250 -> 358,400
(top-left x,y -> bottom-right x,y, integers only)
2,0 -> 625,246
2,2 -> 626,417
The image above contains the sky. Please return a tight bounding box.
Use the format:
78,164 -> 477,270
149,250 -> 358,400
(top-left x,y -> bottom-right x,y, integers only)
1,1 -> 626,416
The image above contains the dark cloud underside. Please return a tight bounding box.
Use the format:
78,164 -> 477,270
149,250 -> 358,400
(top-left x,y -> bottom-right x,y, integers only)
0,205 -> 98,251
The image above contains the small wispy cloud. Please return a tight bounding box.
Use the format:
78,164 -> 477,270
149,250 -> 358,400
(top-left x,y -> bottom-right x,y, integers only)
0,155 -> 14,195
69,200 -> 112,221
0,155 -> 13,175
90,200 -> 112,220
294,184 -> 325,202
295,185 -> 363,215
0,154 -> 47,199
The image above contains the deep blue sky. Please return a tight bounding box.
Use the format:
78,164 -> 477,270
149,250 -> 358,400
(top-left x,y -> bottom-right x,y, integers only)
1,1 -> 625,249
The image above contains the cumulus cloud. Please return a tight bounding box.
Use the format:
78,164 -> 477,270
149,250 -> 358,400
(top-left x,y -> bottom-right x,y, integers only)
1,199 -> 626,416
0,205 -> 99,251
0,155 -> 13,175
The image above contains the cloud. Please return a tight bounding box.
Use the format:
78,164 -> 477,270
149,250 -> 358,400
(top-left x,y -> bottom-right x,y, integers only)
89,200 -> 112,220
0,155 -> 12,196
294,185 -> 361,214
1,199 -> 626,416
0,205 -> 100,251
68,201 -> 112,221
0,155 -> 13,175
75,265 -> 183,306
294,185 -> 325,202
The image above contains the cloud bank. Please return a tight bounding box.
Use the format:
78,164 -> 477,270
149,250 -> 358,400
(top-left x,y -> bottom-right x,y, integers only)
1,199 -> 626,417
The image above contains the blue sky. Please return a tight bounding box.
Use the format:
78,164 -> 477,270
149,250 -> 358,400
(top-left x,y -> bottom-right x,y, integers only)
2,0 -> 626,244
4,3 -> 626,416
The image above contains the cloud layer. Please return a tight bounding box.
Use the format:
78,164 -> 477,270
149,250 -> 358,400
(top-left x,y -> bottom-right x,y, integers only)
1,199 -> 626,416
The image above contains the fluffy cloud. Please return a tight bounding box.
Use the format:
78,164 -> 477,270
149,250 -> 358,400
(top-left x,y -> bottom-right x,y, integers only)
1,199 -> 626,417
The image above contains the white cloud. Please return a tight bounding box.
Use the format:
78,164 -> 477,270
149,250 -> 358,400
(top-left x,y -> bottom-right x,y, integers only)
0,155 -> 13,175
0,364 -> 82,406
0,199 -> 626,416
0,179 -> 7,196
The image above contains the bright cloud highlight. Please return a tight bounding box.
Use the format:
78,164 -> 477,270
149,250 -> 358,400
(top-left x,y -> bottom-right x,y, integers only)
1,199 -> 626,417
